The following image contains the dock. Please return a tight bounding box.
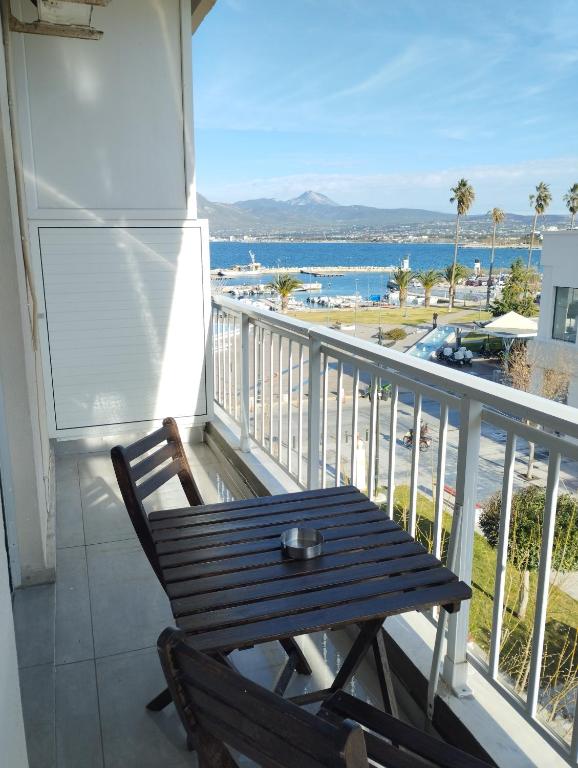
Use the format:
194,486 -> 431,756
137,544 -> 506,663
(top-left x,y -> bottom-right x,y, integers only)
300,269 -> 344,277
210,265 -> 396,277
221,282 -> 322,295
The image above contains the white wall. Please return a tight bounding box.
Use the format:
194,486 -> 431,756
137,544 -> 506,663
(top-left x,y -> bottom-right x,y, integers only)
9,0 -> 212,437
12,0 -> 194,217
531,231 -> 578,406
0,488 -> 29,768
0,12 -> 53,585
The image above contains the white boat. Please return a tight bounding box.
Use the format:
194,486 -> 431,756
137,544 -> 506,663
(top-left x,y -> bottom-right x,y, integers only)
217,250 -> 262,278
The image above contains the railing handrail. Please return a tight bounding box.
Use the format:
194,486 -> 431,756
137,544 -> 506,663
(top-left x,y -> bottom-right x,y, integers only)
213,295 -> 578,440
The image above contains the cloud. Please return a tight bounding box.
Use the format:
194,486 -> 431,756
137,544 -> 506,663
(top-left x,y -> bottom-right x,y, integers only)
328,44 -> 423,100
203,157 -> 578,214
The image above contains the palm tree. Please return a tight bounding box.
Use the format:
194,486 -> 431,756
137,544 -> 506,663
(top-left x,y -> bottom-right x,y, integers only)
444,263 -> 468,309
563,183 -> 578,229
417,269 -> 442,308
268,273 -> 302,311
449,179 -> 475,309
391,267 -> 415,309
527,182 -> 552,267
486,207 -> 505,308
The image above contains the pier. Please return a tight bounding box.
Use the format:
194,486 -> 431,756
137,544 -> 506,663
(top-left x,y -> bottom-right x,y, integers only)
210,264 -> 396,277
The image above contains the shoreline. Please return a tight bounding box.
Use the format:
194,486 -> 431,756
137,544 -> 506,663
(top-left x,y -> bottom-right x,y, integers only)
210,237 -> 538,250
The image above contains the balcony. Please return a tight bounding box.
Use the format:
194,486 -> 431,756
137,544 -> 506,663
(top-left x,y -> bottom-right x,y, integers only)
11,295 -> 578,768
209,294 -> 578,767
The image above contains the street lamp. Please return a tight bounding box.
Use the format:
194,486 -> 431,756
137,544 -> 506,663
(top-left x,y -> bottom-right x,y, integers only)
354,279 -> 359,336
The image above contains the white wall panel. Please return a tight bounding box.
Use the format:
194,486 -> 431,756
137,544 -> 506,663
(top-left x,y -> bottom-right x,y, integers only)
36,223 -> 209,432
12,0 -> 189,215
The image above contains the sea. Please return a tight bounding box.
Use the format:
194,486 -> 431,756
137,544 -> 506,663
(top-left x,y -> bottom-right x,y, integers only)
209,241 -> 538,301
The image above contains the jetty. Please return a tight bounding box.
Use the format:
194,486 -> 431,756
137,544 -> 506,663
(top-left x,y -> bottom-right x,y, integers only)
300,268 -> 344,277
220,282 -> 322,295
211,265 -> 396,277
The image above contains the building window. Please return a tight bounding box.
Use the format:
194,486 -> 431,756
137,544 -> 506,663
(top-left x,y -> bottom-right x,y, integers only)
552,287 -> 578,343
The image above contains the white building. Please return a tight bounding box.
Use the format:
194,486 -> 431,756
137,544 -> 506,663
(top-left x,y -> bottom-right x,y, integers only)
530,231 -> 578,406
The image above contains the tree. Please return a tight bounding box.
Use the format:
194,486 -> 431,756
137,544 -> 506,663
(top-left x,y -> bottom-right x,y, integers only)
563,183 -> 578,229
487,207 -> 505,308
417,269 -> 442,308
504,342 -> 569,479
443,262 -> 468,308
480,486 -> 578,620
268,273 -> 302,311
449,179 -> 475,309
391,266 -> 415,309
490,258 -> 539,317
527,182 -> 552,268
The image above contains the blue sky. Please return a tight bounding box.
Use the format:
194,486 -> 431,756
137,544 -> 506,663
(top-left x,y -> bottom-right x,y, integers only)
192,0 -> 578,214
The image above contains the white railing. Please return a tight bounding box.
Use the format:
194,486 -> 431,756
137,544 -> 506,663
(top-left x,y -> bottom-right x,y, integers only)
212,294 -> 578,764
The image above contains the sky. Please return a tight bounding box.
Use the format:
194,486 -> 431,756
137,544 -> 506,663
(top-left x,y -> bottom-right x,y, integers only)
192,0 -> 578,214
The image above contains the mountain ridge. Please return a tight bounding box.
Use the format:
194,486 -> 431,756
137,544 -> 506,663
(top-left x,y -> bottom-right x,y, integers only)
197,192 -> 569,236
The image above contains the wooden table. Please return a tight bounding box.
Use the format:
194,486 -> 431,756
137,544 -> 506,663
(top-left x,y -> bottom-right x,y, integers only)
149,485 -> 471,706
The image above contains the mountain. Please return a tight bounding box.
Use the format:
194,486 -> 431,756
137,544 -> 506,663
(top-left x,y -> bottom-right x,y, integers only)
287,190 -> 338,206
198,191 -> 456,235
197,191 -> 569,236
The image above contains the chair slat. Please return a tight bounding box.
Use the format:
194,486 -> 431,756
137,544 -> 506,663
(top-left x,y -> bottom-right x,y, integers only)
123,423 -> 170,461
137,460 -> 182,500
131,443 -> 177,481
323,691 -> 493,768
158,630 -> 367,768
111,417 -> 201,586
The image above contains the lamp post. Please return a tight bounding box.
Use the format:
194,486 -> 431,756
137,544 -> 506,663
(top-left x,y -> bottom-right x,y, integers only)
354,279 -> 359,337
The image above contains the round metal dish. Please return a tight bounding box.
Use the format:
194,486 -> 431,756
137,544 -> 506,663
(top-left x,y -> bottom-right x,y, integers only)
280,527 -> 323,560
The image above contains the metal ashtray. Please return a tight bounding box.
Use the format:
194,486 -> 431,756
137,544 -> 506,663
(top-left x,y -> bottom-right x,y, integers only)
281,527 -> 323,560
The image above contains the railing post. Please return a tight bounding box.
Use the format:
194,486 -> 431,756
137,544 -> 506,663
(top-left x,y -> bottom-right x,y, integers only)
307,334 -> 322,489
239,313 -> 251,453
442,395 -> 482,696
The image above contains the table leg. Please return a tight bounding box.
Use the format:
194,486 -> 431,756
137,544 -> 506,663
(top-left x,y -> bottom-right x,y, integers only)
280,637 -> 312,675
330,618 -> 384,692
372,628 -> 399,717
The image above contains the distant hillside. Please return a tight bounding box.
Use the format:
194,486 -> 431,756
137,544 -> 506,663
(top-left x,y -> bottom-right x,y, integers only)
198,191 -> 455,235
197,191 -> 568,236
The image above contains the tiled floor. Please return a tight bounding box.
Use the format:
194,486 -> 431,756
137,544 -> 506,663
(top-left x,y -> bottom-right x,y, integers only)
14,441 -> 388,768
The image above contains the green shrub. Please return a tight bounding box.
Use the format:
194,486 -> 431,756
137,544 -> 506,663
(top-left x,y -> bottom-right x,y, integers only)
384,327 -> 408,341
479,485 -> 578,619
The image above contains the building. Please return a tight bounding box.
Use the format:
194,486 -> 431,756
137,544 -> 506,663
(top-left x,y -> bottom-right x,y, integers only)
530,231 -> 578,406
0,3 -> 577,767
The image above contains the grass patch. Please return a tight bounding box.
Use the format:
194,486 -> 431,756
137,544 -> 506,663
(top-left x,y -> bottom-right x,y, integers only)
390,487 -> 578,721
288,306 -> 491,328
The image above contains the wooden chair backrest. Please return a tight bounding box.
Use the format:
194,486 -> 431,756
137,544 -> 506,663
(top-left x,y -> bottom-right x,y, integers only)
111,418 -> 202,583
157,628 -> 369,768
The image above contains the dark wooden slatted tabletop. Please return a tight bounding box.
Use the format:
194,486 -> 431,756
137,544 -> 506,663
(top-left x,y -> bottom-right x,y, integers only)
149,486 -> 471,655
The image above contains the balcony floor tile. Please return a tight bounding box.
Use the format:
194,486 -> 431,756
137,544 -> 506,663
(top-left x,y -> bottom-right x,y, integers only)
55,545 -> 94,665
19,663 -> 56,768
86,538 -> 172,659
96,647 -> 193,768
79,454 -> 136,546
55,457 -> 84,549
55,660 -> 103,768
13,583 -> 55,669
